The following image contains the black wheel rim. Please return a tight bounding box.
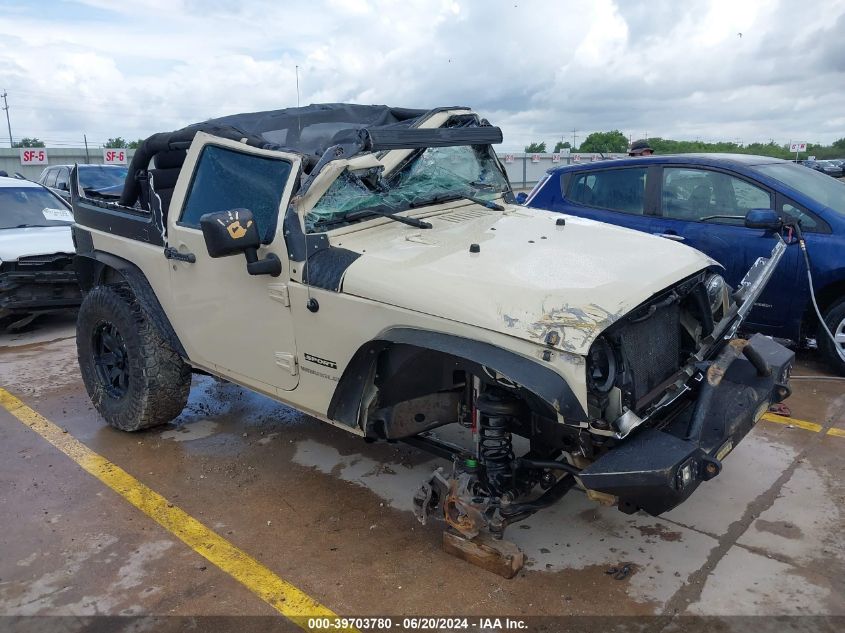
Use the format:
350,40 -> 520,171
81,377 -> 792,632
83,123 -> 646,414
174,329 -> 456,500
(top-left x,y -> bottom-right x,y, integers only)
92,321 -> 130,398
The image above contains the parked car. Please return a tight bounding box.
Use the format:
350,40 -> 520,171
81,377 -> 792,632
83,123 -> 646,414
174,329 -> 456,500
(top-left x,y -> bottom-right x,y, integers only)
798,159 -> 843,178
69,104 -> 792,569
38,164 -> 128,202
0,176 -> 82,329
524,154 -> 845,373
816,159 -> 845,178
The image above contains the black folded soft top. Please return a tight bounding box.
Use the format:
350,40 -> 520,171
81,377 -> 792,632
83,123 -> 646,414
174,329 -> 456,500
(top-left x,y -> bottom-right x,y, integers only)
119,103 -> 505,207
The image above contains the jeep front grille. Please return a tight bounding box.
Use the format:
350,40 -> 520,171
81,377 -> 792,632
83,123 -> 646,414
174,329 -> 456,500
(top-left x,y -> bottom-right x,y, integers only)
617,301 -> 682,407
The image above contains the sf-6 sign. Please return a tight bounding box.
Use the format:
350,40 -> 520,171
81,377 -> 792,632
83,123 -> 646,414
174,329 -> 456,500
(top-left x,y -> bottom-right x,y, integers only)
19,148 -> 47,165
103,148 -> 128,164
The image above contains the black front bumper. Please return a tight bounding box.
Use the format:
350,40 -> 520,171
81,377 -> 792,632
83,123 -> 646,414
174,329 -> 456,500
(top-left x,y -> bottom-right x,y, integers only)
0,270 -> 82,315
579,333 -> 794,516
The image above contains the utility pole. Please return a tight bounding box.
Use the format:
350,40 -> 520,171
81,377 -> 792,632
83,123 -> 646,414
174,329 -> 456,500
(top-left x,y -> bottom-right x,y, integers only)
1,91 -> 12,148
84,134 -> 91,162
571,128 -> 578,150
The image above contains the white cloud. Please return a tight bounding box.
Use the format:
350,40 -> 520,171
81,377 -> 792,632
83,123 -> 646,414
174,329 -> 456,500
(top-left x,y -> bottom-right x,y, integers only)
0,0 -> 842,149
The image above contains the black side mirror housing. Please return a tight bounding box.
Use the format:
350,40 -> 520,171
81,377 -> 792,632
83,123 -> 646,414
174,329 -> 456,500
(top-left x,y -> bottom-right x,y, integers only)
515,192 -> 528,204
745,209 -> 781,232
199,208 -> 282,277
200,208 -> 261,256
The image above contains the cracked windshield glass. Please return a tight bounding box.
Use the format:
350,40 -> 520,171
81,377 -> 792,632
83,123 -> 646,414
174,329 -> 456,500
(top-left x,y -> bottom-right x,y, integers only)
305,144 -> 510,232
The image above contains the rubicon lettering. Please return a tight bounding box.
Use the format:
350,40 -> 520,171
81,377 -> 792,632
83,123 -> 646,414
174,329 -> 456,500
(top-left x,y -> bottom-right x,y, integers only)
303,353 -> 338,370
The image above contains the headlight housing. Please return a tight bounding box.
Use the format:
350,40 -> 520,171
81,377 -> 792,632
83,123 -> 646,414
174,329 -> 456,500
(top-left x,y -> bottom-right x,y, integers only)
705,274 -> 729,319
586,336 -> 618,394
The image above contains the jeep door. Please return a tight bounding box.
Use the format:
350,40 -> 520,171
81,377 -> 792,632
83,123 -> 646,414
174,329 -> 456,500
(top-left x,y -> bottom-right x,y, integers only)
166,133 -> 302,394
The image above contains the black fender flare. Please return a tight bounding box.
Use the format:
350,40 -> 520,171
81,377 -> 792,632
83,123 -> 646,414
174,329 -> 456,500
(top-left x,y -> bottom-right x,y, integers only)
72,229 -> 186,359
327,327 -> 587,428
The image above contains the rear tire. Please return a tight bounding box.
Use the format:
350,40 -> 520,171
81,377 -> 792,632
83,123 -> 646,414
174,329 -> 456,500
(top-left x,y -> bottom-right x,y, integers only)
77,285 -> 191,431
819,297 -> 845,376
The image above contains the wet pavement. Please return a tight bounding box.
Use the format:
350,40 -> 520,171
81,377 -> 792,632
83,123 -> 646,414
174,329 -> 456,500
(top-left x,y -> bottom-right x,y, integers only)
1,313 -> 843,621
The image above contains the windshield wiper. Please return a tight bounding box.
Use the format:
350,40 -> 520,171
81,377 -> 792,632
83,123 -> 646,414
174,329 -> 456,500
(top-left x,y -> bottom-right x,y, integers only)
414,192 -> 504,211
312,208 -> 432,230
344,209 -> 432,228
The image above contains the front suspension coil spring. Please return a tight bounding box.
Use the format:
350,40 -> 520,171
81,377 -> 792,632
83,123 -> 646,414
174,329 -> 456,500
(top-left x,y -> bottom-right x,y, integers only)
476,391 -> 520,497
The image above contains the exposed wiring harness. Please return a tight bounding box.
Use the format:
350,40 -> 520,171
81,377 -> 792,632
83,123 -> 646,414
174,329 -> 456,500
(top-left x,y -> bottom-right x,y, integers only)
789,221 -> 842,361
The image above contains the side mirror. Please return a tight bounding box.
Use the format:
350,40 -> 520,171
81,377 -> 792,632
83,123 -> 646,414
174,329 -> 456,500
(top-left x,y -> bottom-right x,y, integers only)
199,208 -> 282,277
744,209 -> 781,232
515,192 -> 528,204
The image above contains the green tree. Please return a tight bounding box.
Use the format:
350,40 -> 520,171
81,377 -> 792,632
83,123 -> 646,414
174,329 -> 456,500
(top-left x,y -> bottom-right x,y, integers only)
128,139 -> 145,149
578,130 -> 628,154
553,141 -> 571,153
833,137 -> 845,150
12,137 -> 45,148
104,137 -> 128,148
524,141 -> 546,153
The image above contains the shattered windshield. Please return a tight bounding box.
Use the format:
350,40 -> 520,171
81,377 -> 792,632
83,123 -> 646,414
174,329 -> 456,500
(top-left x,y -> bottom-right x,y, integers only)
305,144 -> 510,232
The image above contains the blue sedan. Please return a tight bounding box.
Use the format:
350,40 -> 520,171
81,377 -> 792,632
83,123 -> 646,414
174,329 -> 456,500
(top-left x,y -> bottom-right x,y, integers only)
523,154 -> 845,373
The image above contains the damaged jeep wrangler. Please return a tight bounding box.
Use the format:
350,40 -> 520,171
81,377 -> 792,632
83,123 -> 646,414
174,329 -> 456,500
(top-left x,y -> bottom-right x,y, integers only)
70,104 -> 793,563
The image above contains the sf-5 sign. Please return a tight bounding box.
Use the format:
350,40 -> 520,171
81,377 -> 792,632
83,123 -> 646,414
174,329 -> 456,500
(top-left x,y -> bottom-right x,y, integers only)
19,148 -> 47,165
103,148 -> 128,164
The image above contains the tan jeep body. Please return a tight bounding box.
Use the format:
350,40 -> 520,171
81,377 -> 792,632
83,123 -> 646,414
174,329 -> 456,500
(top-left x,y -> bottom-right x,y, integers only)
69,104 -> 794,536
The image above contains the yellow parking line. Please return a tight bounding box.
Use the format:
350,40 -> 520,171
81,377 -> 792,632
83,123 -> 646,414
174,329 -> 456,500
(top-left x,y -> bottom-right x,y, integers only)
761,412 -> 824,433
0,388 -> 353,632
761,412 -> 845,438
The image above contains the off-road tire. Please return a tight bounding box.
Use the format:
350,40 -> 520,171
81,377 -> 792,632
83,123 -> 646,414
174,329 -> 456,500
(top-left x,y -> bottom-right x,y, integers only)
77,285 -> 191,431
819,297 -> 845,376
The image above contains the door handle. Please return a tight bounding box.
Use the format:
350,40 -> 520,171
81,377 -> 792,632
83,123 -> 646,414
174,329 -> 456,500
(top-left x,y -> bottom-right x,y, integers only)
654,232 -> 685,242
164,246 -> 196,263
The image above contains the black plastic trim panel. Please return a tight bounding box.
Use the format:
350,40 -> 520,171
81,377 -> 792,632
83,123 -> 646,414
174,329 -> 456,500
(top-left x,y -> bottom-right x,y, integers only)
302,247 -> 361,291
283,209 -> 329,262
73,251 -> 187,359
328,328 -> 588,428
71,164 -> 165,248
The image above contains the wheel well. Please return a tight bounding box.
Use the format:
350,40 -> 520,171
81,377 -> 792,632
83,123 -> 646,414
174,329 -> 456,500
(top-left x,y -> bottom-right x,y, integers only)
74,252 -> 187,359
328,328 -> 587,434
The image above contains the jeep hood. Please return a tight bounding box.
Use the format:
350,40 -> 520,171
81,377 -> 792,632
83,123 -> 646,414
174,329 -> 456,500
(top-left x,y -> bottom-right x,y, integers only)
0,226 -> 75,262
337,205 -> 717,356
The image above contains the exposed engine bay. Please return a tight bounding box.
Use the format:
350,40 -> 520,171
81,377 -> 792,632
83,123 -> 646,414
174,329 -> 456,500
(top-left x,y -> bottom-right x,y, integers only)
407,240 -> 792,544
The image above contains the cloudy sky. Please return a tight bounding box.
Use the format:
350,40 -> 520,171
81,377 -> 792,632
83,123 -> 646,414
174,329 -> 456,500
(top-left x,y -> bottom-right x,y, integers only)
0,0 -> 843,150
